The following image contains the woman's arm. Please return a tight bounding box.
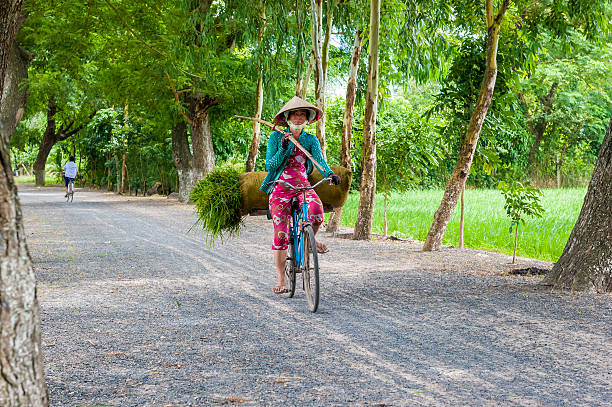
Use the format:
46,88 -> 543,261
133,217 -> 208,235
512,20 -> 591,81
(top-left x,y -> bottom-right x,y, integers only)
308,135 -> 333,177
265,130 -> 291,172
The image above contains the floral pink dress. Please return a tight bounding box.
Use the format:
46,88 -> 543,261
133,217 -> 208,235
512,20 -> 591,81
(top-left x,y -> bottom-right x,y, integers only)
269,147 -> 324,250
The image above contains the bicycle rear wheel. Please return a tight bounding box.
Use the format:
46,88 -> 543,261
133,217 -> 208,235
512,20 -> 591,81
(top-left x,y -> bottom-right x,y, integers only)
285,237 -> 296,297
301,225 -> 319,312
68,182 -> 74,202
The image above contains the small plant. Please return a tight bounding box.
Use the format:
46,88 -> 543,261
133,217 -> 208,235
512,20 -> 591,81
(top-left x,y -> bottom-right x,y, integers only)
498,181 -> 544,263
190,166 -> 243,244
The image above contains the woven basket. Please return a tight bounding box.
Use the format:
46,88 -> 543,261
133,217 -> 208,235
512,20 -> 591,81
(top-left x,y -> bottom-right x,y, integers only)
238,166 -> 352,216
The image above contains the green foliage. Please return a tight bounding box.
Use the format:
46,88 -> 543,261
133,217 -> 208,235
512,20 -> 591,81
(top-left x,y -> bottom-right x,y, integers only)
14,0 -> 611,200
376,100 -> 445,191
79,108 -> 175,193
430,32 -> 536,186
519,31 -> 612,185
335,188 -> 582,261
190,166 -> 243,243
325,95 -> 446,190
498,181 -> 544,229
10,112 -> 45,155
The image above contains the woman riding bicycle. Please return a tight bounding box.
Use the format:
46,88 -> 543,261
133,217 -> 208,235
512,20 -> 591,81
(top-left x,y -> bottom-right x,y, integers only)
260,96 -> 341,294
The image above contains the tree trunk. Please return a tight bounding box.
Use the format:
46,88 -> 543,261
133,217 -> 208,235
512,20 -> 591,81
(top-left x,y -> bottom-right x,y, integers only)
556,153 -> 561,188
245,74 -> 263,172
106,154 -> 111,190
326,28 -> 363,233
311,0 -> 326,158
33,98 -> 57,186
0,1 -> 50,404
353,0 -> 380,240
423,0 -> 509,251
120,104 -> 129,194
0,42 -> 29,142
245,6 -> 266,173
297,53 -> 314,98
190,97 -> 216,184
543,115 -> 612,293
321,1 -> 336,81
120,153 -> 127,194
114,154 -> 120,193
170,120 -> 193,202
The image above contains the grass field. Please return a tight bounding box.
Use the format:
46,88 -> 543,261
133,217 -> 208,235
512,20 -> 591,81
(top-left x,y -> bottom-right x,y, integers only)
14,175 -> 62,185
14,175 -> 36,183
334,188 -> 587,262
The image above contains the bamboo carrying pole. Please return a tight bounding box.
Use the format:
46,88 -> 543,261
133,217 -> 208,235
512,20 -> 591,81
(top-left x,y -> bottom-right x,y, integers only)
233,115 -> 326,173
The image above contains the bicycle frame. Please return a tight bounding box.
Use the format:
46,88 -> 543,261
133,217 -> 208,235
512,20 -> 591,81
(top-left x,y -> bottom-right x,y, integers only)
269,176 -> 332,269
290,192 -> 311,271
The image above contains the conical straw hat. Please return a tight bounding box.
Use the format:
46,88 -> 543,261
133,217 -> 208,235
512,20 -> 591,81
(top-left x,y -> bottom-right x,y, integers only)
273,96 -> 322,127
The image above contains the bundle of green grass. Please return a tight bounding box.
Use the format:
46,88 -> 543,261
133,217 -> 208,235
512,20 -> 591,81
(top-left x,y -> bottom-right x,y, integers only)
190,165 -> 352,242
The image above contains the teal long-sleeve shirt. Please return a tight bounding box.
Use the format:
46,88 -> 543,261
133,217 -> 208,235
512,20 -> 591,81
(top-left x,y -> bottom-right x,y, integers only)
259,129 -> 334,194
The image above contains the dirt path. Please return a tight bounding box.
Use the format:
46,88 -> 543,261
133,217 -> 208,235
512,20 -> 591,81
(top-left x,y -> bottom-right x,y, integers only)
19,184 -> 611,406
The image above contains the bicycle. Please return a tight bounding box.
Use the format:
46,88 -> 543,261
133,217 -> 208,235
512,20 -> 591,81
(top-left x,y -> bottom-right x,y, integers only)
66,178 -> 75,203
268,176 -> 334,312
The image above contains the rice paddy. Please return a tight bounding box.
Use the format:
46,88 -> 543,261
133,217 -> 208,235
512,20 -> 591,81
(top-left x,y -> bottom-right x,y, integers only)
334,188 -> 587,262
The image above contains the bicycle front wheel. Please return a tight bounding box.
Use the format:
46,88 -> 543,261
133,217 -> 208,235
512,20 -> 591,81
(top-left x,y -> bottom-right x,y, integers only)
301,225 -> 319,312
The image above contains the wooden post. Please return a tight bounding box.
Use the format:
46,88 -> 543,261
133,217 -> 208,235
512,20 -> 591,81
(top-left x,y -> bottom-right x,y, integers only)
459,187 -> 465,248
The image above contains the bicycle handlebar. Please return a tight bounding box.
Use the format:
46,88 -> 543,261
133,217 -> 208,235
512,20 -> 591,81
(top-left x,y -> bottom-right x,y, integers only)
268,176 -> 333,191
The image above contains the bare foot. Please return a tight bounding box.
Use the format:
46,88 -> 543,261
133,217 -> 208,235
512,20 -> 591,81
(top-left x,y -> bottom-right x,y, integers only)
273,284 -> 288,294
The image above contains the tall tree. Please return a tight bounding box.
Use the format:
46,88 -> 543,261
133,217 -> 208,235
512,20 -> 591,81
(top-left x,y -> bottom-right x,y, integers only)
170,118 -> 193,202
0,0 -> 49,404
353,0 -> 380,240
165,0 -> 255,188
424,0 -> 511,251
327,27 -> 363,233
245,4 -> 266,173
32,96 -> 87,186
311,0 -> 327,156
423,0 -> 608,251
543,115 -> 612,293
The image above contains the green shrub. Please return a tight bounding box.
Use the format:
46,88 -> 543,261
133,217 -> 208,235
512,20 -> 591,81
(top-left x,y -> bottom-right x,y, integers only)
190,166 -> 243,243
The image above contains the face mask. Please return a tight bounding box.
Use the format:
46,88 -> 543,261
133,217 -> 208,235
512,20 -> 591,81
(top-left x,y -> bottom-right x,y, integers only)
288,121 -> 306,131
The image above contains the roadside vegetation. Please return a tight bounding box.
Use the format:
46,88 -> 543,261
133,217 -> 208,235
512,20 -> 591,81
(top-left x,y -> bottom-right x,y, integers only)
336,188 -> 587,262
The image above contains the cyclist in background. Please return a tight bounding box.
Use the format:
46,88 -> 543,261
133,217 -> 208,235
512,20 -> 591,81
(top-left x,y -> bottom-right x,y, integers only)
62,156 -> 78,197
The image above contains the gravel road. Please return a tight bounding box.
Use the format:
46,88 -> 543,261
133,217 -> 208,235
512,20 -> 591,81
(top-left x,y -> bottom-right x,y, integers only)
19,184 -> 611,407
